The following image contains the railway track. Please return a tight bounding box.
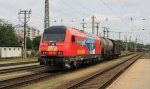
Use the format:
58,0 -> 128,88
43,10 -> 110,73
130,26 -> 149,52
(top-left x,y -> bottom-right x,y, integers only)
0,53 -> 132,72
62,53 -> 143,89
0,69 -> 61,89
0,73 -> 49,89
0,53 -> 135,89
0,53 -> 132,75
0,65 -> 43,74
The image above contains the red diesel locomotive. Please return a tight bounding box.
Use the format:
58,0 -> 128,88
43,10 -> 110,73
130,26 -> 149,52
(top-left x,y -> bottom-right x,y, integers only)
38,26 -> 102,70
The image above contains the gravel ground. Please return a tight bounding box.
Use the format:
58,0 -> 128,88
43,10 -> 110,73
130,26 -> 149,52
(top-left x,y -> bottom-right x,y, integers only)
0,67 -> 44,81
21,54 -> 137,89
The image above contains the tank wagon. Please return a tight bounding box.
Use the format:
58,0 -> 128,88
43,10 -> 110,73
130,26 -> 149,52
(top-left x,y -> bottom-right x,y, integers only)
38,26 -> 122,70
100,38 -> 122,59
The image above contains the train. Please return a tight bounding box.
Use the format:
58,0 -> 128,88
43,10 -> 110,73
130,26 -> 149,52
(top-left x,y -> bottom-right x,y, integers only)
38,26 -> 122,70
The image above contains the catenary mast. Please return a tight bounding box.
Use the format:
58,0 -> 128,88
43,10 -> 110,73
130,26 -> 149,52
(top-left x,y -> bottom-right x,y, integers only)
44,0 -> 50,29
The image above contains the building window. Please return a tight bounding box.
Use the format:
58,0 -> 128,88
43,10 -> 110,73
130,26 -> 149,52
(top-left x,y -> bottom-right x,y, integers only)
4,48 -> 6,50
18,48 -> 20,50
14,48 -> 15,50
9,48 -> 11,50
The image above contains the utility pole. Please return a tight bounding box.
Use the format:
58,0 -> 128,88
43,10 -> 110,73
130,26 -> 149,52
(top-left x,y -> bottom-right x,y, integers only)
106,28 -> 110,39
95,22 -> 100,36
129,36 -> 131,51
125,36 -> 128,51
129,36 -> 131,42
141,40 -> 143,52
118,32 -> 121,40
102,27 -> 107,38
60,19 -> 63,23
45,0 -> 50,29
135,38 -> 137,52
124,35 -> 126,42
18,9 -> 31,59
92,16 -> 96,34
81,19 -> 86,31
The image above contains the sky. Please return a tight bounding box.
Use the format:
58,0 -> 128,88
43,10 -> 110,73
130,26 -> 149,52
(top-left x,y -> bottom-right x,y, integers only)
0,0 -> 150,44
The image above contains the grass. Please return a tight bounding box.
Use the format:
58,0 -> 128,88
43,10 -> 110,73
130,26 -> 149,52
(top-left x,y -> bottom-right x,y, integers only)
121,51 -> 133,55
0,57 -> 38,64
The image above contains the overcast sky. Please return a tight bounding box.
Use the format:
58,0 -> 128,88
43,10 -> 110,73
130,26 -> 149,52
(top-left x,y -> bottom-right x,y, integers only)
0,0 -> 150,44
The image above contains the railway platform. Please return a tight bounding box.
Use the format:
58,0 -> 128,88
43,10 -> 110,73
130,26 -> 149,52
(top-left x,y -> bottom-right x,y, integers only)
107,53 -> 150,89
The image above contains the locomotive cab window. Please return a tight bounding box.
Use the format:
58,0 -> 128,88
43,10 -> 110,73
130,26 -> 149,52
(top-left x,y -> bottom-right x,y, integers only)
43,26 -> 66,42
71,35 -> 75,42
43,33 -> 65,42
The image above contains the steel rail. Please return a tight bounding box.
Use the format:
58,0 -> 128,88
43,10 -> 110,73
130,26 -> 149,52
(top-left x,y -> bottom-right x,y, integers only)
65,53 -> 143,89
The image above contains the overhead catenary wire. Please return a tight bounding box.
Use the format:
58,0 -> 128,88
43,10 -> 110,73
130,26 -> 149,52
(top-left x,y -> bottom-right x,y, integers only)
0,0 -> 81,23
0,1 -> 41,22
49,0 -> 88,27
74,0 -> 96,14
60,0 -> 89,16
97,0 -> 130,28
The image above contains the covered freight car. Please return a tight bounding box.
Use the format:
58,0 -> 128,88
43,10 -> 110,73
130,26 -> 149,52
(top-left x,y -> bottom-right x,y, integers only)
110,40 -> 122,58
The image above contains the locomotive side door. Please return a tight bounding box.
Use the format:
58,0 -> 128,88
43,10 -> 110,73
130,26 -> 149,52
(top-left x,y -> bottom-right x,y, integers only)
71,35 -> 77,56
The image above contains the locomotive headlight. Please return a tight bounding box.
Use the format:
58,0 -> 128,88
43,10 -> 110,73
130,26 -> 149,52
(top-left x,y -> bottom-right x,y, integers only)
51,42 -> 56,46
42,51 -> 47,55
58,51 -> 63,55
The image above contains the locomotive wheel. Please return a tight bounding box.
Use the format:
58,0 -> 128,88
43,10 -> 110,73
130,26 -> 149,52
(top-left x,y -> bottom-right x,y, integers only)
71,61 -> 78,68
98,56 -> 101,61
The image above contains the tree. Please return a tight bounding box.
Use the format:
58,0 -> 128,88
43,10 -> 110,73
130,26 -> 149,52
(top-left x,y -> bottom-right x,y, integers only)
32,36 -> 41,50
145,45 -> 150,50
26,37 -> 33,50
16,34 -> 23,46
0,19 -> 19,46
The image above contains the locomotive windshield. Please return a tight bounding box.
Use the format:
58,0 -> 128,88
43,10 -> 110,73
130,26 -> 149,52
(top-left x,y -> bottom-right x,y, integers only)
43,26 -> 66,42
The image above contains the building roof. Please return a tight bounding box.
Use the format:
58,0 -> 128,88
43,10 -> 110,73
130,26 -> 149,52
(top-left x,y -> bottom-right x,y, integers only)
0,46 -> 22,47
14,24 -> 23,29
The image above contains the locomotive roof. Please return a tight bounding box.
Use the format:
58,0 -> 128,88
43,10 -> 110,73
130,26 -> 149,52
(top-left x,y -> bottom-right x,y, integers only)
44,26 -> 67,33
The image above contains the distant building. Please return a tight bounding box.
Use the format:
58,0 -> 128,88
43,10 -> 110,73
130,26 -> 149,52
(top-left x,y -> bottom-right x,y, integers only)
14,24 -> 40,40
0,46 -> 22,58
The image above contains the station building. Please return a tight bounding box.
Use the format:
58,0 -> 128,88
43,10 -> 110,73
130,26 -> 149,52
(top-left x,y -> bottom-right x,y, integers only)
0,46 -> 22,58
